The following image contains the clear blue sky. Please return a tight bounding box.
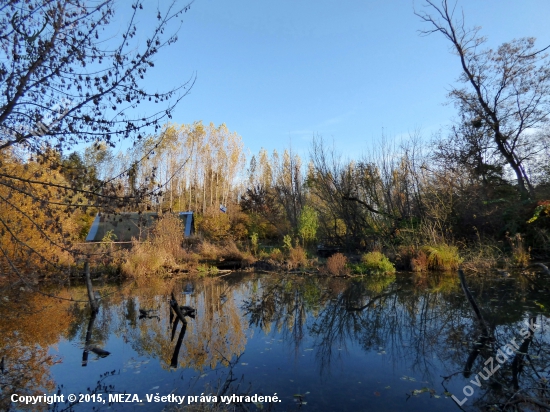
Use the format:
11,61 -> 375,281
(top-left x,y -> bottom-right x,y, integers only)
130,0 -> 550,159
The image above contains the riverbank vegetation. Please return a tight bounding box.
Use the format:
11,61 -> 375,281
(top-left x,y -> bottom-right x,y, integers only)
1,0 -> 550,292
1,116 -> 549,286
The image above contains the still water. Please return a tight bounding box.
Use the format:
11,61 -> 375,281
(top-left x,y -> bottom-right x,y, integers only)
1,271 -> 549,411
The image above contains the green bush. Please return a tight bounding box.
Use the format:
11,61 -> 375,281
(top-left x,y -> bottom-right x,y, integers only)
361,251 -> 396,275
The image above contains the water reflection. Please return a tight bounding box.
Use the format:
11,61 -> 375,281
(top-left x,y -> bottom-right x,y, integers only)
0,271 -> 549,411
0,288 -> 74,410
242,272 -> 550,410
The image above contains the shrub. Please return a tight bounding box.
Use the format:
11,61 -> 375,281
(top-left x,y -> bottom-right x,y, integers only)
152,213 -> 185,258
121,240 -> 170,281
250,232 -> 259,255
196,206 -> 231,240
283,234 -> 293,250
122,213 -> 184,280
219,239 -> 256,266
411,250 -> 428,272
196,264 -> 210,278
422,244 -> 463,271
326,253 -> 348,276
269,248 -> 284,262
288,246 -> 308,269
361,251 -> 396,275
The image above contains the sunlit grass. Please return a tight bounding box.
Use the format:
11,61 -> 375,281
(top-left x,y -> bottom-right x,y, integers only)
421,244 -> 463,271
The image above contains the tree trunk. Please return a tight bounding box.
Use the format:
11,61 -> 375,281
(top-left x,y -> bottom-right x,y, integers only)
458,269 -> 490,338
85,261 -> 99,314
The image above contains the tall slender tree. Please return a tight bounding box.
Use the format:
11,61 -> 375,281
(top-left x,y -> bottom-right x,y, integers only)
416,0 -> 550,198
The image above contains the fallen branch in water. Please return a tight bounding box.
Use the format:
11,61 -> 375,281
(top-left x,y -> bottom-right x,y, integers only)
458,269 -> 491,338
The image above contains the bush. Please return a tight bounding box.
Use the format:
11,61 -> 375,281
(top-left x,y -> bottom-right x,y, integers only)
422,244 -> 463,271
288,246 -> 308,269
196,206 -> 231,240
411,250 -> 428,272
122,213 -> 184,281
153,213 -> 185,259
361,251 -> 396,275
269,248 -> 284,262
326,253 -> 348,276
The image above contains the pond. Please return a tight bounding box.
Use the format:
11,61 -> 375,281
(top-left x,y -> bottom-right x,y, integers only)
1,270 -> 549,411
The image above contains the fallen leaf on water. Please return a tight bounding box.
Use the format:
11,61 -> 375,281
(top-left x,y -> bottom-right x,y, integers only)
400,376 -> 416,381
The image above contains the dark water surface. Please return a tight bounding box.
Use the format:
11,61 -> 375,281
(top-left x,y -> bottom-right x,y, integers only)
1,271 -> 550,411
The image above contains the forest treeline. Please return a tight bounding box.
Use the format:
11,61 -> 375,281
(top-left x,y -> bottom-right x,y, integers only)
2,118 -> 549,280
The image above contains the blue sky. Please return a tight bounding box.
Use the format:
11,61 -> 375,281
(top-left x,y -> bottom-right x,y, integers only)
129,0 -> 550,159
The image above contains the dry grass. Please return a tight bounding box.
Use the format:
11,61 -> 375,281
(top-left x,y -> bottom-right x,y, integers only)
122,214 -> 255,279
198,241 -> 219,260
198,239 -> 255,266
122,214 -> 184,281
326,253 -> 348,276
121,240 -> 171,281
461,242 -> 503,272
219,240 -> 245,261
508,233 -> 530,267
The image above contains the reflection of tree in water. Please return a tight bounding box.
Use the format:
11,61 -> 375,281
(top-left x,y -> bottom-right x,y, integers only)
243,276 -> 332,350
242,271 -> 550,410
121,279 -> 248,371
0,289 -> 74,411
3,271 -> 549,410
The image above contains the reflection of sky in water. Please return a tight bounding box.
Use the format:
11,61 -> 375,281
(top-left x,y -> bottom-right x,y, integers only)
29,273 -> 550,411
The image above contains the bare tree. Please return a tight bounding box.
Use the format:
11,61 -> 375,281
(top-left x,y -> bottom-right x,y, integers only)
416,0 -> 550,198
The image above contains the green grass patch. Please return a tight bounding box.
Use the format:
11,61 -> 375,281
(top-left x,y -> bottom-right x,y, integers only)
421,244 -> 463,271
